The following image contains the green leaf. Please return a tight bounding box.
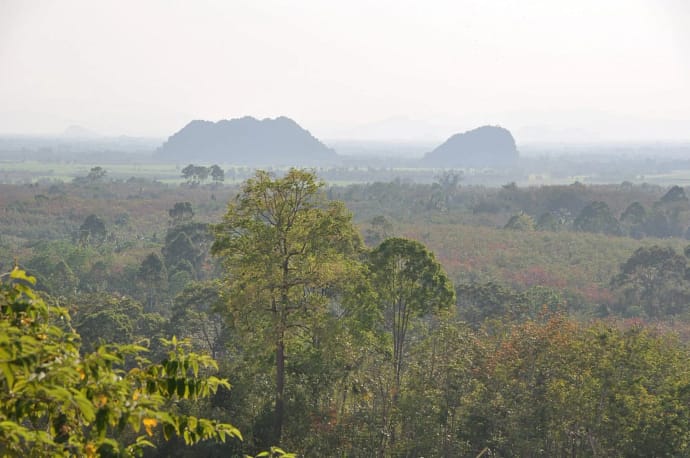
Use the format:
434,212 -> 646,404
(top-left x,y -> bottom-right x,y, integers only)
10,267 -> 36,285
0,362 -> 15,389
163,422 -> 176,440
177,378 -> 186,397
73,392 -> 95,422
167,377 -> 176,396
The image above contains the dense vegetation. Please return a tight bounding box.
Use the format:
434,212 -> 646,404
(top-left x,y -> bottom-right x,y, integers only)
4,167 -> 690,456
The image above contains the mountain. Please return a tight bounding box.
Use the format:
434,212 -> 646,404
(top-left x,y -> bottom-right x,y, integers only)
155,116 -> 337,165
423,125 -> 519,168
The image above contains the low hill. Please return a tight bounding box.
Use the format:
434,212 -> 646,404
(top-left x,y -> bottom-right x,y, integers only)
155,116 -> 337,165
424,125 -> 519,168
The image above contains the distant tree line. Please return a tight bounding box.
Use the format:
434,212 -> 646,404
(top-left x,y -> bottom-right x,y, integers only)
181,164 -> 224,187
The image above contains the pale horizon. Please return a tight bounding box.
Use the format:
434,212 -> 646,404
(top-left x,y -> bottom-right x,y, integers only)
2,0 -> 689,144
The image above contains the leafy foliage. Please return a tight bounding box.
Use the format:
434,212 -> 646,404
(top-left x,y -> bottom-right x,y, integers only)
612,245 -> 690,317
78,214 -> 108,246
7,169 -> 690,456
574,201 -> 622,235
503,212 -> 535,231
0,268 -> 241,457
168,202 -> 194,225
462,317 -> 690,456
369,237 -> 455,387
211,168 -> 366,444
181,165 -> 224,187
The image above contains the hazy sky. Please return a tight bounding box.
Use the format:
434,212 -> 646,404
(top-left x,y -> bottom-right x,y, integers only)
1,0 -> 689,142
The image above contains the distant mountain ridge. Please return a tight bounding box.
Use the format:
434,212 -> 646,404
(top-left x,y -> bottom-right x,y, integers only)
424,125 -> 519,168
155,116 -> 337,165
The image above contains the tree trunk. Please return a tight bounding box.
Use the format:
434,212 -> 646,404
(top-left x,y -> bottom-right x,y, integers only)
274,337 -> 285,443
274,254 -> 290,444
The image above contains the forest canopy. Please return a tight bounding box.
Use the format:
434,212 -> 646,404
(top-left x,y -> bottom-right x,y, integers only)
3,169 -> 690,456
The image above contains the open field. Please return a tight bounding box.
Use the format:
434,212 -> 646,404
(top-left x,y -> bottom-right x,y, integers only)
0,160 -> 183,183
2,159 -> 690,187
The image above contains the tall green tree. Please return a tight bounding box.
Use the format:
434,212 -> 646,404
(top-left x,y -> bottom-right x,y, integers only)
163,222 -> 212,283
87,166 -> 107,183
612,245 -> 690,317
211,169 -> 364,444
78,214 -> 107,246
168,202 -> 194,225
457,281 -> 528,326
369,238 -> 455,393
181,165 -> 211,187
574,201 -> 621,235
70,292 -> 164,354
210,165 -> 225,186
168,281 -> 228,360
138,253 -> 167,312
368,237 -> 455,449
